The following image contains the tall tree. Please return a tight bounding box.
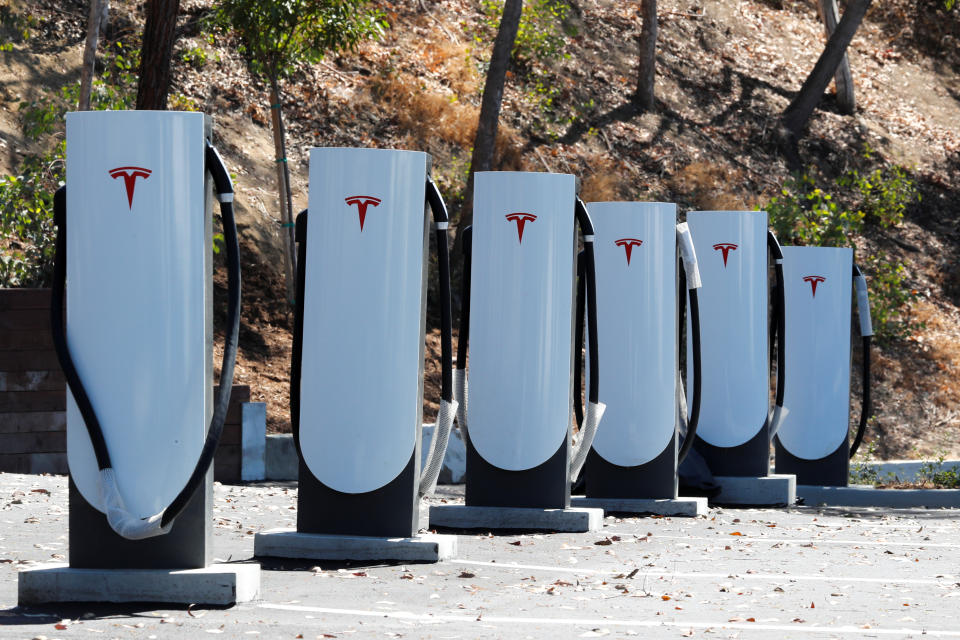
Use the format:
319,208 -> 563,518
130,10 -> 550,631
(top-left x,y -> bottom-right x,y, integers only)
136,0 -> 181,110
780,0 -> 872,165
635,0 -> 657,111
78,0 -> 109,110
216,0 -> 385,304
458,0 -> 523,233
817,0 -> 855,115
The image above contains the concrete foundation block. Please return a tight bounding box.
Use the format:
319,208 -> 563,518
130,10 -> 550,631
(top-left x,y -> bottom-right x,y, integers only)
428,505 -> 604,532
798,484 -> 960,508
571,496 -> 708,517
712,474 -> 796,506
18,562 -> 260,606
254,529 -> 457,562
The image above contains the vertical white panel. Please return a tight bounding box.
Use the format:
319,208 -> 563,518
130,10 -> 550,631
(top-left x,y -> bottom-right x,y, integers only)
65,111 -> 209,518
685,211 -> 768,447
299,148 -> 427,494
468,172 -> 576,471
777,246 -> 853,460
588,202 -> 676,467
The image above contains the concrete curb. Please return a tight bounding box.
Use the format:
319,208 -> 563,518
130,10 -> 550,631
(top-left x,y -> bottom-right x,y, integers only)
798,484 -> 960,508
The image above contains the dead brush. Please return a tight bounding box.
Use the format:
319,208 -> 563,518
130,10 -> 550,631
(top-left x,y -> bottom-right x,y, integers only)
373,71 -> 477,148
670,160 -> 756,210
580,158 -> 625,203
422,41 -> 478,97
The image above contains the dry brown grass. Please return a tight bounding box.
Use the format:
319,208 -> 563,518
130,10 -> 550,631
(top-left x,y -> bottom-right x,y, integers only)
579,157 -> 625,203
372,70 -> 524,172
908,300 -> 960,411
373,71 -> 478,148
422,41 -> 479,97
669,160 -> 758,211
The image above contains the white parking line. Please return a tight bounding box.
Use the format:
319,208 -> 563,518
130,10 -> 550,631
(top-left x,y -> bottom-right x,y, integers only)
450,559 -> 951,586
601,533 -> 957,548
259,602 -> 960,637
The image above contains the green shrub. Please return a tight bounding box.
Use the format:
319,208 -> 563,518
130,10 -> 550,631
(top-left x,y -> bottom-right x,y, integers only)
0,145 -> 62,287
917,453 -> 960,488
762,151 -> 921,344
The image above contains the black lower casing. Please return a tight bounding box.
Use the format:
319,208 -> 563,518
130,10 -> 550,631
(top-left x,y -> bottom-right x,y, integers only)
297,451 -> 420,538
583,433 -> 677,500
465,437 -> 570,510
68,470 -> 212,570
774,438 -> 848,487
694,419 -> 770,477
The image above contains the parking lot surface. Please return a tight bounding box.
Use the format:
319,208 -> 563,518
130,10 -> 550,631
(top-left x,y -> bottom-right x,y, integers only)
1,473 -> 959,639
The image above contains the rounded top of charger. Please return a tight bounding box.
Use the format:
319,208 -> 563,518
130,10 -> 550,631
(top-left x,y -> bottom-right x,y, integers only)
686,209 -> 767,216
473,169 -> 575,178
583,200 -> 677,207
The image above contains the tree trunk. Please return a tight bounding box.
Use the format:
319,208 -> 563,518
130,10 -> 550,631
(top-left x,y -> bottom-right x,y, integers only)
635,0 -> 658,111
817,0 -> 856,115
780,0 -> 871,153
269,80 -> 297,306
135,0 -> 181,110
78,0 -> 106,111
458,0 -> 523,232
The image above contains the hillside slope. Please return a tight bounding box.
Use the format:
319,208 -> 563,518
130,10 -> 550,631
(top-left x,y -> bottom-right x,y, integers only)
2,0 -> 959,460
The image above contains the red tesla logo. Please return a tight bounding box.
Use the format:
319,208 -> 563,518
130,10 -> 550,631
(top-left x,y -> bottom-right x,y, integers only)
614,238 -> 643,265
713,242 -> 738,267
108,166 -> 152,210
505,213 -> 537,244
803,275 -> 826,297
344,195 -> 382,231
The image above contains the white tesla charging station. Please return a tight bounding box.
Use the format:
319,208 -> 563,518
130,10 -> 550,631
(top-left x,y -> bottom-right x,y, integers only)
685,210 -> 795,505
428,171 -> 605,533
774,246 -> 873,487
570,202 -> 707,516
254,148 -> 458,562
18,111 -> 259,606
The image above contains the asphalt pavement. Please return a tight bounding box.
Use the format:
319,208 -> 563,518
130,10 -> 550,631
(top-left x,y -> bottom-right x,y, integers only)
1,472 -> 959,639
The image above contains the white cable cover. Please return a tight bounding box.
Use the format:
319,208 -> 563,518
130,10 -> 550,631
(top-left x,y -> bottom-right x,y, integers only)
676,222 -> 702,289
99,468 -> 171,540
569,401 -> 606,482
419,398 -> 458,497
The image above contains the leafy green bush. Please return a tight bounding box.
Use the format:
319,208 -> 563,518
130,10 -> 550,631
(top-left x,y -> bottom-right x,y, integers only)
0,148 -> 61,287
762,152 -> 922,344
766,172 -> 863,248
917,453 -> 960,488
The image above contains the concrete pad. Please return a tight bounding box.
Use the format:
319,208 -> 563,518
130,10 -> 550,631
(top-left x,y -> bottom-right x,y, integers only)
712,474 -> 796,506
254,529 -> 457,562
429,505 -> 603,532
798,484 -> 960,508
571,496 -> 708,517
17,562 -> 260,606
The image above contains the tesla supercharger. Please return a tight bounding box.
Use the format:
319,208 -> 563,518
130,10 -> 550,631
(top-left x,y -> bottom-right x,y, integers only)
18,111 -> 257,606
685,211 -> 786,479
774,246 -> 873,486
575,202 -> 704,508
257,148 -> 456,552
433,171 -> 605,528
